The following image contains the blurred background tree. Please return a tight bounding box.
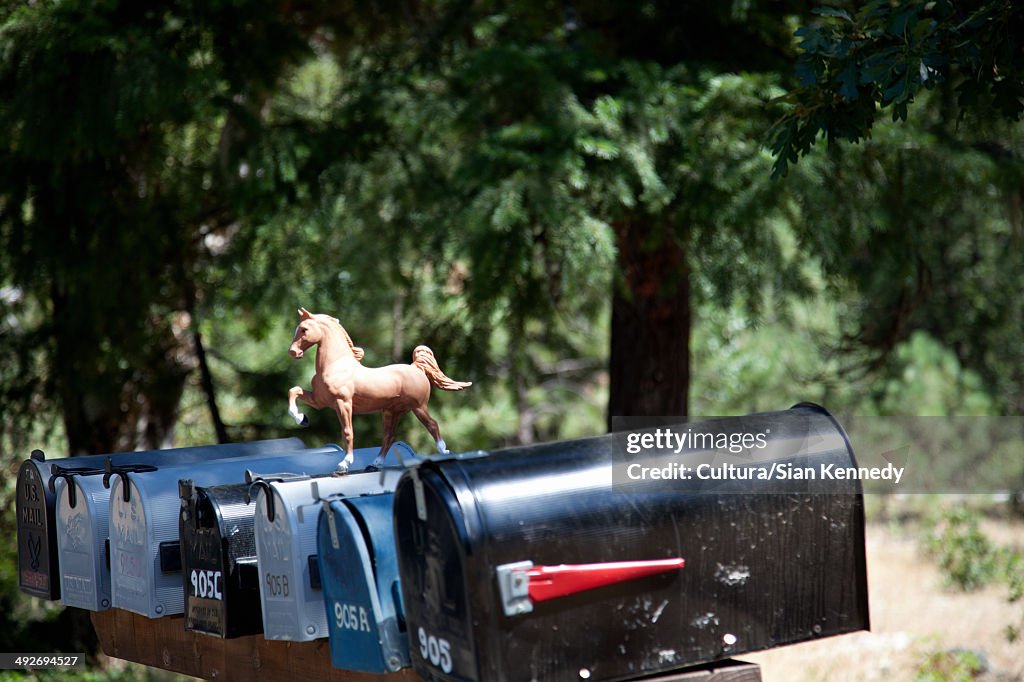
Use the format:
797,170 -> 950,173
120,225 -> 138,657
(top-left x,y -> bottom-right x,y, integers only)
771,0 -> 1024,174
1,0 -> 1021,665
771,0 -> 1024,413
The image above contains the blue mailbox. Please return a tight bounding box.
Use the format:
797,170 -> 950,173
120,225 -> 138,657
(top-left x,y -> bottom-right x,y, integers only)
108,444 -> 352,619
252,454 -> 412,642
18,438 -> 303,601
317,493 -> 409,674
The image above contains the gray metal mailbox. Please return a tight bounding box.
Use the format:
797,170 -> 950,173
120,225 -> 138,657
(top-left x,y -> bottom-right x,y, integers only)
17,438 -> 303,601
252,453 -> 411,641
107,444 -> 351,618
53,466 -> 117,611
393,405 -> 870,682
179,445 -> 404,638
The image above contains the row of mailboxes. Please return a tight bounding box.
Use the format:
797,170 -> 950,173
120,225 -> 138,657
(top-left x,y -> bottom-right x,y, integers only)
18,438 -> 305,601
20,404 -> 869,681
107,444 -> 381,618
52,445 -> 321,613
177,463 -> 414,672
50,442 -> 356,616
181,463 -> 408,640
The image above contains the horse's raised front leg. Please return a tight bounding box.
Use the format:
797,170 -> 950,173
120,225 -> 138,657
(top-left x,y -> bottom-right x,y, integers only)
412,405 -> 449,454
334,398 -> 355,474
288,386 -> 314,426
369,411 -> 400,471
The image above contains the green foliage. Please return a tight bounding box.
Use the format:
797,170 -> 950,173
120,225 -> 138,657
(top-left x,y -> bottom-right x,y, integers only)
919,506 -> 1024,645
197,3 -> 818,447
691,302 -> 1000,418
1009,550 -> 1024,603
922,507 -> 1002,591
0,0 -> 315,452
782,89 -> 1024,414
771,1 -> 1024,177
915,647 -> 986,682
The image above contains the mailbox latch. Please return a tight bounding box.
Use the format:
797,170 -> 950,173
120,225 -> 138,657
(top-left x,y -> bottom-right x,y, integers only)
496,558 -> 686,617
323,500 -> 341,549
496,560 -> 535,616
410,468 -> 427,521
48,463 -> 106,508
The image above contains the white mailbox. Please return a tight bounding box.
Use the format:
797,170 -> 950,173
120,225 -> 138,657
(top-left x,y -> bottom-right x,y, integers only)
54,466 -> 117,611
107,444 -> 365,618
251,445 -> 415,641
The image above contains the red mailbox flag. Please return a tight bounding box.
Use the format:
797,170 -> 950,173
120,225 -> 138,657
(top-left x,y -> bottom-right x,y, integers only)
526,558 -> 686,603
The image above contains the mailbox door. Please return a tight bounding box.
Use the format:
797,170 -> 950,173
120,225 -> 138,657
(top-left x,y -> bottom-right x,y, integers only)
394,469 -> 482,682
318,494 -> 409,673
181,523 -> 228,636
182,483 -> 263,638
255,487 -> 309,640
56,476 -> 112,610
17,461 -> 55,599
344,494 -> 409,671
17,437 -> 304,600
108,477 -> 156,615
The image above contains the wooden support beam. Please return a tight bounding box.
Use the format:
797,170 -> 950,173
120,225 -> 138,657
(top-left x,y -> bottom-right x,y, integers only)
90,609 -> 760,682
90,609 -> 417,681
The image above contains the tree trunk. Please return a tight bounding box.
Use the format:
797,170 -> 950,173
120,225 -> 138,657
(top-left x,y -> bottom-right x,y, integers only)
607,219 -> 690,430
55,342 -> 189,455
194,328 -> 230,444
51,286 -> 191,454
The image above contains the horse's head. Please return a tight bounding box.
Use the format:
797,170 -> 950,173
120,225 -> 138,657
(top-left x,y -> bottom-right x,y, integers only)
289,308 -> 325,359
289,308 -> 365,360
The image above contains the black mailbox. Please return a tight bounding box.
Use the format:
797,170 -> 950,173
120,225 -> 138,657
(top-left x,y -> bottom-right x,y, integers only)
393,405 -> 869,682
16,438 -> 304,601
179,479 -> 265,638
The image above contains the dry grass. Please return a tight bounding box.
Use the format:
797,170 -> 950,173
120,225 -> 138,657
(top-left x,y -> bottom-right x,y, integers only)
744,520 -> 1024,682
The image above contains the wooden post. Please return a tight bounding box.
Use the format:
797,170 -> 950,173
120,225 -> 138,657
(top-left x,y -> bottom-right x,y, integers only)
91,609 -> 760,681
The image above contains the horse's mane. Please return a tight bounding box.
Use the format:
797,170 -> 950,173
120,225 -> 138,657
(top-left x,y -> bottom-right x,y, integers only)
317,314 -> 365,361
341,326 -> 365,361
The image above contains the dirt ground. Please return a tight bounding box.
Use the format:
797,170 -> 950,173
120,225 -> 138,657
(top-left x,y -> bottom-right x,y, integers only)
745,521 -> 1024,682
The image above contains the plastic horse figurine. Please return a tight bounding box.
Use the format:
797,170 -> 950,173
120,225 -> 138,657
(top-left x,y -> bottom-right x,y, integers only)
287,308 -> 472,472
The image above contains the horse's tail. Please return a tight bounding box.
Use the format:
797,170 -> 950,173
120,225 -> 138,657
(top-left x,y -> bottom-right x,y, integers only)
411,346 -> 472,391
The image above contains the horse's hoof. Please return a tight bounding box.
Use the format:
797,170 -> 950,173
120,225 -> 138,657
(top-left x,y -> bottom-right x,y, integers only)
300,415 -> 309,427
363,465 -> 380,473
